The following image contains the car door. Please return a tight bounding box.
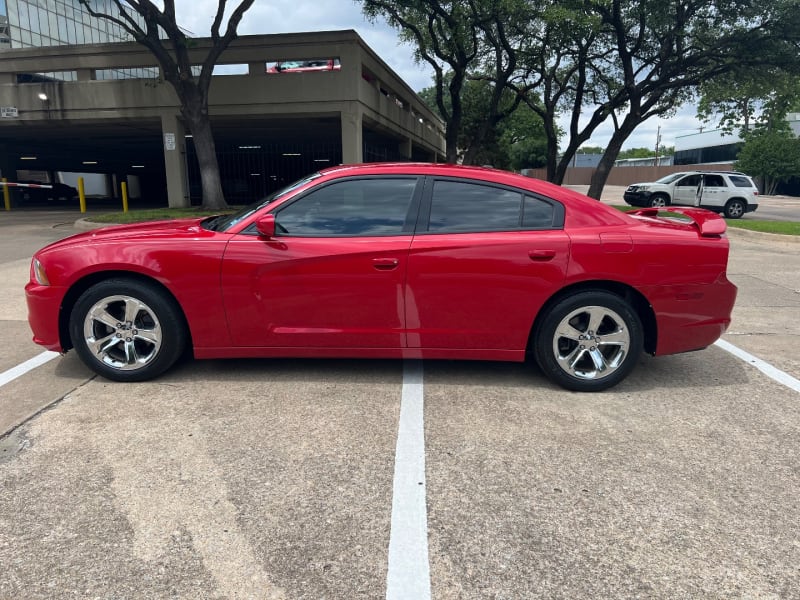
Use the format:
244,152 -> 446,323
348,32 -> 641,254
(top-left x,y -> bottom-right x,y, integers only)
673,174 -> 702,205
695,174 -> 726,208
406,177 -> 570,353
221,176 -> 422,348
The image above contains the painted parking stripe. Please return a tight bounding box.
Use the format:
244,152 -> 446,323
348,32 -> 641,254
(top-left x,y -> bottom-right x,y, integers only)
386,360 -> 431,600
715,339 -> 800,393
0,351 -> 60,389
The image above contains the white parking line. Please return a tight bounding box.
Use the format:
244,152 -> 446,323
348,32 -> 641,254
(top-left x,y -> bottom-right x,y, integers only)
386,360 -> 431,600
715,339 -> 800,392
0,351 -> 59,389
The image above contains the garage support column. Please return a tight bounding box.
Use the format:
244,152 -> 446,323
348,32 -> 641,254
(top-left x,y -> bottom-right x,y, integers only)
341,106 -> 363,164
160,112 -> 189,208
399,138 -> 412,160
0,144 -> 19,206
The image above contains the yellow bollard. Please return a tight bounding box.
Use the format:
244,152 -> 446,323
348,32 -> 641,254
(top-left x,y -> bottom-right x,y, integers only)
121,181 -> 129,213
78,177 -> 86,213
2,178 -> 10,211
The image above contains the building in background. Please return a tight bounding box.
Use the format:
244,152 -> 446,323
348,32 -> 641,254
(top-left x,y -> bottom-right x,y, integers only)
0,0 -> 154,80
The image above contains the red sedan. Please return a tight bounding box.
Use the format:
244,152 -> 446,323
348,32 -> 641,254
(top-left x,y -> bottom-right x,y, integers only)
26,163 -> 736,392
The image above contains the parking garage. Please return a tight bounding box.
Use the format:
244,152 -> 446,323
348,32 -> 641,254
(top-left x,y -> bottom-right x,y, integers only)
0,30 -> 445,208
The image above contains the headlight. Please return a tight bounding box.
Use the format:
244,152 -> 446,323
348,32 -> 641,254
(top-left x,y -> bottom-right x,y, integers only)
637,185 -> 650,192
32,258 -> 50,286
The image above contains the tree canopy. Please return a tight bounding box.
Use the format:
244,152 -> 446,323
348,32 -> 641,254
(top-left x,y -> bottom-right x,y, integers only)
79,0 -> 255,209
362,0 -> 800,198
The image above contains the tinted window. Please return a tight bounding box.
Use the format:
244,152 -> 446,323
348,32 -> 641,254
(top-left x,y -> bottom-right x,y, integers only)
704,175 -> 726,187
523,196 -> 556,229
276,178 -> 417,236
729,175 -> 755,188
677,175 -> 701,187
428,180 -> 522,232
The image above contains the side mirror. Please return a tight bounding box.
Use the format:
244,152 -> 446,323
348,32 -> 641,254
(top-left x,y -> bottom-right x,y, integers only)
255,214 -> 276,238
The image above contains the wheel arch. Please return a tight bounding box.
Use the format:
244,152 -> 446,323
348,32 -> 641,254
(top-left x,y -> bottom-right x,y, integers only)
528,280 -> 657,355
58,270 -> 192,353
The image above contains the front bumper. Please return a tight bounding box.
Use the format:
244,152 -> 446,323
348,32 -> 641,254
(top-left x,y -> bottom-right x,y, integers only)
25,282 -> 66,352
623,190 -> 652,207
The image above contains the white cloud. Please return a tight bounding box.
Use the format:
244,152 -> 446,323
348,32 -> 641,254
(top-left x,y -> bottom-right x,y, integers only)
174,0 -> 706,151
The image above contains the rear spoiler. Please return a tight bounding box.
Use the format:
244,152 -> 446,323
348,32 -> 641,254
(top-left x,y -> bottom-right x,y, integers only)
627,207 -> 727,237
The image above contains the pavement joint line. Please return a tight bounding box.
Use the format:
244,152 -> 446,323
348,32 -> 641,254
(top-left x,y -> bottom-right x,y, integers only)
0,350 -> 60,389
386,360 -> 431,600
715,339 -> 800,392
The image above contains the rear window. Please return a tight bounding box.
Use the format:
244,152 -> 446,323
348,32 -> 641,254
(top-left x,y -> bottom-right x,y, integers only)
729,175 -> 756,188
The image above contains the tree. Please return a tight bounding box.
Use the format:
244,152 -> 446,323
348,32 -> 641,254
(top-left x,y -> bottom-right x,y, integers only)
736,128 -> 800,195
417,77 -> 548,168
79,0 -> 255,209
698,69 -> 800,135
361,0 -> 534,164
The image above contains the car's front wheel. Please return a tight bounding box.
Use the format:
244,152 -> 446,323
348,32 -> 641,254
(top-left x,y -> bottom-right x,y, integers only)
533,291 -> 643,392
69,278 -> 187,381
648,194 -> 669,208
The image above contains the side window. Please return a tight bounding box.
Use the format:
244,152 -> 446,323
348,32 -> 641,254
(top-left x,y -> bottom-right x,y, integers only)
704,175 -> 726,187
275,178 -> 418,236
523,196 -> 556,229
677,175 -> 701,187
428,180 -> 522,232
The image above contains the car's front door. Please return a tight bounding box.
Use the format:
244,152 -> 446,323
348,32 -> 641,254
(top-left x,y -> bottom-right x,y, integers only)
406,178 -> 570,353
673,174 -> 702,205
221,177 -> 422,348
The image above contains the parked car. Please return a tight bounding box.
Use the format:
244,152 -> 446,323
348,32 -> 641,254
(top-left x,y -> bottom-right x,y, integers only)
26,163 -> 737,392
623,171 -> 759,218
267,59 -> 341,73
18,181 -> 78,203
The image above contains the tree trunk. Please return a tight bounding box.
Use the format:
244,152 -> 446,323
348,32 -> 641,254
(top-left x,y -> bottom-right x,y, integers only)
587,122 -> 636,199
182,95 -> 227,210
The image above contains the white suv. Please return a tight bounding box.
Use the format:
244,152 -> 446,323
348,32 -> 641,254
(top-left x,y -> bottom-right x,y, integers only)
623,171 -> 759,219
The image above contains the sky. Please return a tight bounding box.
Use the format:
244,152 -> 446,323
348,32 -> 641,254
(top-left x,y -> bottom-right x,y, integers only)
173,0 -> 709,152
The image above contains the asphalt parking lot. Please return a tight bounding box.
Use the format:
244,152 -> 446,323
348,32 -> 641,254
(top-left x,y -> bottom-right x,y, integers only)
1,209 -> 799,599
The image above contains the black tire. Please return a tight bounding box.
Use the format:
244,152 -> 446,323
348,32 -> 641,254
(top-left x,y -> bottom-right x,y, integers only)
724,199 -> 746,219
69,278 -> 187,382
648,194 -> 669,208
533,291 -> 643,392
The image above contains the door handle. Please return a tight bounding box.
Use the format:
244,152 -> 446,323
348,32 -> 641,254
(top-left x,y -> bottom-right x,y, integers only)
528,249 -> 556,261
372,258 -> 400,270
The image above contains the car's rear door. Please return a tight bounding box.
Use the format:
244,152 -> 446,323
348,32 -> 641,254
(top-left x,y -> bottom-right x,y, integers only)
221,176 -> 422,349
405,177 -> 570,354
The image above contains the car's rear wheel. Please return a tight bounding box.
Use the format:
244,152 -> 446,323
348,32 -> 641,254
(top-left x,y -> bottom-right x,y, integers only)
533,291 -> 643,392
69,278 -> 187,382
724,199 -> 746,219
648,194 -> 669,208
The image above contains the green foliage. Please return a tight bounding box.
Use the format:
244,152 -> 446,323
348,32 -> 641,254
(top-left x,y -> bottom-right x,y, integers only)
617,146 -> 675,160
735,129 -> 800,194
418,77 -> 549,169
698,69 -> 800,135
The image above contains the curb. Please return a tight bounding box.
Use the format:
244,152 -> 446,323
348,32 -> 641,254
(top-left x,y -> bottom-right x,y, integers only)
73,218 -> 114,231
726,227 -> 800,245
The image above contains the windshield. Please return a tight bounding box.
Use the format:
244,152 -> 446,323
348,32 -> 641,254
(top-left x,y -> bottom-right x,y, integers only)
654,173 -> 687,184
202,172 -> 322,232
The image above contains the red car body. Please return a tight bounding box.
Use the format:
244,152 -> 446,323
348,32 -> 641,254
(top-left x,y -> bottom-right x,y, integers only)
26,163 -> 736,391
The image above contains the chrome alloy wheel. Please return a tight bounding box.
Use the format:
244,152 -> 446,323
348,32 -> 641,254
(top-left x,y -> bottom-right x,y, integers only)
83,294 -> 163,371
551,305 -> 630,380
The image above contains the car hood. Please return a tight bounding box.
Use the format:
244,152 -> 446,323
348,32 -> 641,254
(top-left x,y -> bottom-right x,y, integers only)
39,218 -> 217,252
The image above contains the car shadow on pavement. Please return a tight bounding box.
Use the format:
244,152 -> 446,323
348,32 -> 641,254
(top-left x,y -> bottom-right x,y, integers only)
142,346 -> 751,394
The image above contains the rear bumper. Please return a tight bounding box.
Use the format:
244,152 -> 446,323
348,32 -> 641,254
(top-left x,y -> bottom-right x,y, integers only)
648,276 -> 738,356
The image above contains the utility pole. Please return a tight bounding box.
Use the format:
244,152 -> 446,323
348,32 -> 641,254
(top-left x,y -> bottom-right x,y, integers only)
654,125 -> 662,167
